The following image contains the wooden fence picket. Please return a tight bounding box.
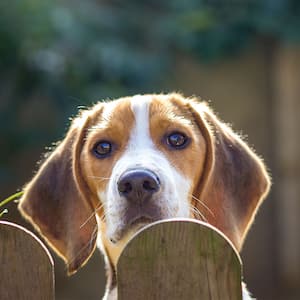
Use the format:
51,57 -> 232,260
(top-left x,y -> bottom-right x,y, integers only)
0,221 -> 54,300
117,219 -> 242,300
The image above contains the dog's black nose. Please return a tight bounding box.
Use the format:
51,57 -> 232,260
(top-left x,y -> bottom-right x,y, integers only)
117,169 -> 160,203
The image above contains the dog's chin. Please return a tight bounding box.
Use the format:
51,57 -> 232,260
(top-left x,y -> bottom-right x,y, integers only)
130,216 -> 154,230
110,216 -> 154,244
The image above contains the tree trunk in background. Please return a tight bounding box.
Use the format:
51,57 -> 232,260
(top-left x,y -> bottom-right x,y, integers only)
274,44 -> 300,288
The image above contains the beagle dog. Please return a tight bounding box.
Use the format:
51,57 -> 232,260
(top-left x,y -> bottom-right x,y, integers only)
19,93 -> 270,299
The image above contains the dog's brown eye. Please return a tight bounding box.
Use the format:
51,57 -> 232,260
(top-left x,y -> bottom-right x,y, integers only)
166,132 -> 189,149
93,141 -> 112,158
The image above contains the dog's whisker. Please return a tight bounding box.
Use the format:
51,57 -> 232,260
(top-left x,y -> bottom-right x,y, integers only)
190,194 -> 215,218
96,202 -> 105,212
87,175 -> 111,181
190,206 -> 203,221
80,202 -> 104,229
100,207 -> 114,223
69,224 -> 99,267
99,210 -> 107,222
190,204 -> 207,222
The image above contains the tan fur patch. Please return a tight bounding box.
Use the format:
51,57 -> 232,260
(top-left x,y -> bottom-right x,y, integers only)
80,98 -> 135,210
149,94 -> 207,195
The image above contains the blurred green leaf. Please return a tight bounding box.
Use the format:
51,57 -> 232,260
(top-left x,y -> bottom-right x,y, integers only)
0,191 -> 23,209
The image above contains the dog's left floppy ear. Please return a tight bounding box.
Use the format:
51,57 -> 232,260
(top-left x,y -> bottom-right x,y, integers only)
19,110 -> 98,274
188,100 -> 271,250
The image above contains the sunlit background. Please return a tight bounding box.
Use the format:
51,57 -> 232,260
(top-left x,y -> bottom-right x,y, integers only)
1,1 -> 300,299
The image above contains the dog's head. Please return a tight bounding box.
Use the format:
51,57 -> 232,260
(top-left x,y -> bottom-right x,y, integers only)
19,94 -> 270,274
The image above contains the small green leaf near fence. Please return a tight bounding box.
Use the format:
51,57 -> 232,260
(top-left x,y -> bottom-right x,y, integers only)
0,192 -> 23,218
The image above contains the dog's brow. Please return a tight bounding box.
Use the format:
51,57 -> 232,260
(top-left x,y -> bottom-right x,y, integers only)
129,95 -> 152,148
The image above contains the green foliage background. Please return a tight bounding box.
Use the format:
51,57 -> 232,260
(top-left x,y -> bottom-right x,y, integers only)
1,0 -> 300,185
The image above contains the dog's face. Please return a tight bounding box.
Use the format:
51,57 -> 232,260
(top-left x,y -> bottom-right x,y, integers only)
79,95 -> 207,264
19,94 -> 270,274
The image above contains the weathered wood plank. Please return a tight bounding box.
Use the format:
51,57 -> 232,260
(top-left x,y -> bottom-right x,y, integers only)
117,219 -> 242,300
0,221 -> 54,300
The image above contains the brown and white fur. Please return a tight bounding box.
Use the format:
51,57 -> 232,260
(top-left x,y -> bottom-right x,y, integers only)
19,94 -> 270,299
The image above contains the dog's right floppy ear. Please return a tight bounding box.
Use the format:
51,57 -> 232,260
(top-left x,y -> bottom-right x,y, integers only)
188,99 -> 271,250
19,111 -> 98,274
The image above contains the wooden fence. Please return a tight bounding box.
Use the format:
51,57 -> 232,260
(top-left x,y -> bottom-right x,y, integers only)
0,221 -> 54,300
0,219 -> 242,299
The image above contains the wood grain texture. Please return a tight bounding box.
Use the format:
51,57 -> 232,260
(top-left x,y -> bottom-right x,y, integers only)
0,221 -> 54,300
117,219 -> 242,300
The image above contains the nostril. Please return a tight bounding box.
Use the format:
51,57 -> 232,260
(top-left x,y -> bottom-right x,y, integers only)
143,180 -> 152,191
118,181 -> 133,194
125,182 -> 132,192
143,179 -> 159,192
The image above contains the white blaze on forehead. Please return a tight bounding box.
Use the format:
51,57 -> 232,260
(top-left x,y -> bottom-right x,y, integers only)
129,95 -> 152,148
